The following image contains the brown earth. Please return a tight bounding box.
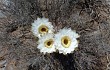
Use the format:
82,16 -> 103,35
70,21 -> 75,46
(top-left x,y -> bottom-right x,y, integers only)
0,0 -> 110,70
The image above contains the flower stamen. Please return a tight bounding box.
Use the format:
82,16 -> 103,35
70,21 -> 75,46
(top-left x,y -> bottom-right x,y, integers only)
39,25 -> 48,34
44,39 -> 54,48
61,36 -> 71,48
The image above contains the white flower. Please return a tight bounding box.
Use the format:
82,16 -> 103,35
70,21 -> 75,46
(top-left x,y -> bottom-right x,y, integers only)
54,28 -> 80,55
37,34 -> 56,54
31,18 -> 54,38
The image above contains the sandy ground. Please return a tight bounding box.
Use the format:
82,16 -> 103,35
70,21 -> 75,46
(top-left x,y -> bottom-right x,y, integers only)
0,0 -> 110,70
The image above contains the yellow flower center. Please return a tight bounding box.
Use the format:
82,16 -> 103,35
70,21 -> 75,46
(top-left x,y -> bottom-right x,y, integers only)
61,36 -> 71,48
44,39 -> 54,48
39,25 -> 48,34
